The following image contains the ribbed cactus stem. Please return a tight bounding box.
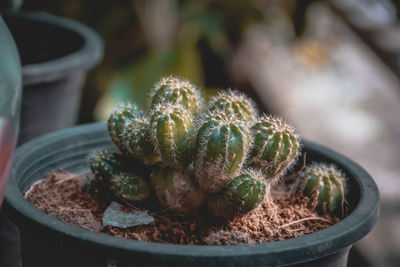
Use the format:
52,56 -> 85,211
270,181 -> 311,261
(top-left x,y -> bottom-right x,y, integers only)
89,150 -> 128,185
248,115 -> 300,184
150,165 -> 205,213
149,76 -> 203,114
208,89 -> 257,125
194,112 -> 251,193
107,103 -> 143,156
226,169 -> 267,213
296,163 -> 345,216
111,173 -> 150,202
89,150 -> 150,203
150,104 -> 196,169
123,115 -> 160,165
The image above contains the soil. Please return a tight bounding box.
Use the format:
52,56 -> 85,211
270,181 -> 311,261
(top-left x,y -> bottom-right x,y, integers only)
25,170 -> 340,245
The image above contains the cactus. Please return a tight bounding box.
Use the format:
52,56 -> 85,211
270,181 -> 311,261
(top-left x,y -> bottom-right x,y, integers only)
208,169 -> 267,218
90,76 -> 334,222
123,115 -> 160,165
248,115 -> 300,183
226,169 -> 267,213
204,230 -> 255,245
149,76 -> 203,114
89,150 -> 128,185
208,90 -> 257,125
150,104 -> 196,169
151,165 -> 205,213
89,150 -> 150,202
194,112 -> 252,193
107,103 -> 143,156
296,163 -> 345,216
111,173 -> 150,202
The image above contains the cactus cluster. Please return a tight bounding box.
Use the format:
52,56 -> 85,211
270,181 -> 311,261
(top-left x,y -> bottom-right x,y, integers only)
88,75 -> 346,219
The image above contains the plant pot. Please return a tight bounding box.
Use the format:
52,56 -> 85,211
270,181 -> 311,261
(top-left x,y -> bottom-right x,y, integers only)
3,11 -> 103,145
4,122 -> 380,267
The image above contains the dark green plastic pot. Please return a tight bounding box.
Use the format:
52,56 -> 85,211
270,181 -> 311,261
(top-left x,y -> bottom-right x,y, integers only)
4,122 -> 380,267
3,11 -> 103,145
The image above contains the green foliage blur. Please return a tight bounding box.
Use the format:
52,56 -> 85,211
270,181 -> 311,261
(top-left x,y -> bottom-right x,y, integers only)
23,0 -> 298,122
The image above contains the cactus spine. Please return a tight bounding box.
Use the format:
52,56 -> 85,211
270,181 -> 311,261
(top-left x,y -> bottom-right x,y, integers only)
194,112 -> 251,193
248,115 -> 300,183
151,165 -> 204,213
208,90 -> 257,125
150,104 -> 196,169
149,76 -> 203,114
296,163 -> 345,216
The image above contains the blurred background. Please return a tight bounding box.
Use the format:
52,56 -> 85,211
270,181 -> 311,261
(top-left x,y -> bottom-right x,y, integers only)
11,0 -> 400,266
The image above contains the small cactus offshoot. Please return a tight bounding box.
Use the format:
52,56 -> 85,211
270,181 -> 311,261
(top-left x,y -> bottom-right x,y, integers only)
111,173 -> 150,202
194,112 -> 251,193
226,169 -> 267,213
208,90 -> 257,125
89,150 -> 150,202
296,163 -> 345,216
89,150 -> 129,185
248,115 -> 300,183
149,76 -> 203,114
88,76 -> 344,222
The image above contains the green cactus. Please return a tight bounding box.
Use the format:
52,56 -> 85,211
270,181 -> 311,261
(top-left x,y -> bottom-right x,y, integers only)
208,90 -> 257,125
150,104 -> 196,169
123,115 -> 160,165
194,112 -> 251,193
89,150 -> 150,202
89,150 -> 128,185
149,76 -> 203,114
296,163 -> 345,216
204,230 -> 255,245
150,165 -> 205,213
248,115 -> 300,183
208,169 -> 267,218
111,173 -> 150,202
107,103 -> 143,156
226,169 -> 267,213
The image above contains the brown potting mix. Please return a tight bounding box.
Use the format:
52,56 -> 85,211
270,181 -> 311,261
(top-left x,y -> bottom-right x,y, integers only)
25,170 -> 339,245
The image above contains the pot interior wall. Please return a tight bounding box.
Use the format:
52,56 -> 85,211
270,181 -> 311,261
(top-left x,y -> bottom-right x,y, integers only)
4,15 -> 84,65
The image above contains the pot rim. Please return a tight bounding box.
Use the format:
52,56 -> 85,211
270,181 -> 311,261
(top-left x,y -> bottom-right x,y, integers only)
5,122 -> 380,265
4,11 -> 103,85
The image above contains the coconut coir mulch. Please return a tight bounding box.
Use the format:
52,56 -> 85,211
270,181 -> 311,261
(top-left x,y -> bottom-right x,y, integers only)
25,170 -> 339,245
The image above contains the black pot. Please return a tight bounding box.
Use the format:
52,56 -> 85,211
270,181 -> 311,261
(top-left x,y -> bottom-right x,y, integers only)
4,122 -> 380,267
3,11 -> 103,145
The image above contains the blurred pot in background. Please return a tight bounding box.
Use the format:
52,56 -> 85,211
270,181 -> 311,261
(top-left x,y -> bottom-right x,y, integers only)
4,11 -> 103,145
